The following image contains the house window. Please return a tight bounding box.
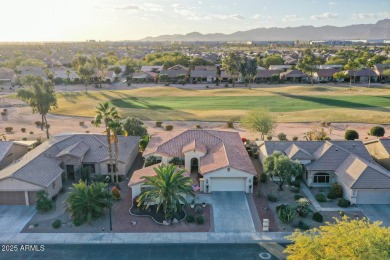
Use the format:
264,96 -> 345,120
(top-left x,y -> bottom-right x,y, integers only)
83,164 -> 95,173
107,164 -> 117,173
313,173 -> 330,183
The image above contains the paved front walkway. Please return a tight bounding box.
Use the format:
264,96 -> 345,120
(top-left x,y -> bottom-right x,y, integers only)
359,205 -> 390,226
0,206 -> 36,233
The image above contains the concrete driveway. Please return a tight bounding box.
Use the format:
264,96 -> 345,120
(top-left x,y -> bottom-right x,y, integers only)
0,206 -> 36,233
211,192 -> 255,233
359,205 -> 390,227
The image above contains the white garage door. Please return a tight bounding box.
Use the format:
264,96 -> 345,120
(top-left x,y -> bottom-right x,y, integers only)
357,190 -> 390,204
211,178 -> 246,192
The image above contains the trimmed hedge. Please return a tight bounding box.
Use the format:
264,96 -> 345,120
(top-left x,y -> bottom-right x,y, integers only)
186,215 -> 195,223
165,125 -> 173,131
155,121 -> 163,127
315,193 -> 326,202
312,212 -> 323,223
370,126 -> 385,137
344,129 -> 359,140
52,219 -> 61,229
338,198 -> 350,208
196,215 -> 205,224
327,189 -> 337,200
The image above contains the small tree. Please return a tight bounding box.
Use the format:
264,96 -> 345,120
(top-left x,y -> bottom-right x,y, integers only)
370,126 -> 385,137
36,190 -> 54,213
263,151 -> 303,191
277,132 -> 288,141
122,117 -> 148,137
344,129 -> 359,140
222,51 -> 241,87
241,109 -> 277,140
285,216 -> 390,260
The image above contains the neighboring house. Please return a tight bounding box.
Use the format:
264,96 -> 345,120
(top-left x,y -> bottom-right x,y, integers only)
319,64 -> 343,70
365,139 -> 390,170
131,71 -> 158,83
108,65 -> 126,76
313,69 -> 340,82
0,141 -> 31,170
52,69 -> 79,82
129,130 -> 257,198
0,133 -> 140,205
269,65 -> 292,72
17,66 -> 47,80
0,67 -> 17,84
140,66 -> 163,73
93,70 -> 116,83
254,70 -> 281,83
159,68 -> 188,83
220,70 -> 242,83
168,65 -> 189,72
194,66 -> 215,71
374,64 -> 390,81
259,141 -> 390,204
190,70 -> 217,83
280,70 -> 308,82
347,69 -> 378,83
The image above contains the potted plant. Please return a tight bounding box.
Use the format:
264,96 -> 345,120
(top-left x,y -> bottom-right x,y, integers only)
190,199 -> 195,208
202,202 -> 206,208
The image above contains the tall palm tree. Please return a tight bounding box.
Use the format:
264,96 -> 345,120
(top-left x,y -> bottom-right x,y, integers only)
137,164 -> 195,219
65,180 -> 108,225
94,102 -> 120,182
108,119 -> 123,184
65,70 -> 71,84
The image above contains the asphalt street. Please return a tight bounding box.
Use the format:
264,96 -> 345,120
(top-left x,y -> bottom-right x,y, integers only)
0,243 -> 286,260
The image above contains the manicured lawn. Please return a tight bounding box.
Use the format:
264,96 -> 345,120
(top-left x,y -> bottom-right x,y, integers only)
16,85 -> 390,123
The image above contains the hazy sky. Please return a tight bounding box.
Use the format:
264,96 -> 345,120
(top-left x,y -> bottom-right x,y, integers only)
1,0 -> 389,41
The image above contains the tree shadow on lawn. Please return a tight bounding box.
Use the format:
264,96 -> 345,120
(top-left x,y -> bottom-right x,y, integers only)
274,92 -> 390,113
59,92 -> 83,103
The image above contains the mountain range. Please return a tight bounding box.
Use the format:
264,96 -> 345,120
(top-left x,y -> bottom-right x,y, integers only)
140,19 -> 390,42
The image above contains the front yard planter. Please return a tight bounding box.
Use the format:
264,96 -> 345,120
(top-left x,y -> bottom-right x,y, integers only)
202,202 -> 206,207
130,204 -> 186,225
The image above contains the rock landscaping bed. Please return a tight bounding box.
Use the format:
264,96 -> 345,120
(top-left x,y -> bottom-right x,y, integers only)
130,204 -> 186,225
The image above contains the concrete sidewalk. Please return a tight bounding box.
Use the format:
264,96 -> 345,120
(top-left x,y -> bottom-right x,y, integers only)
0,231 -> 291,244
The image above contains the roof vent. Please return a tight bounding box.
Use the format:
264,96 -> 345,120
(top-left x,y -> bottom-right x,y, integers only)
335,148 -> 338,151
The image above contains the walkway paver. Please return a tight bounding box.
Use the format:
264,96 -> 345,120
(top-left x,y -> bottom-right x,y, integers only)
211,192 -> 255,233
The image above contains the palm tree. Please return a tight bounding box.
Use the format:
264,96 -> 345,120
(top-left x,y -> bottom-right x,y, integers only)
137,164 -> 195,219
65,180 -> 108,225
65,70 -> 71,85
94,102 -> 120,182
17,76 -> 58,139
366,61 -> 374,88
108,119 -> 123,184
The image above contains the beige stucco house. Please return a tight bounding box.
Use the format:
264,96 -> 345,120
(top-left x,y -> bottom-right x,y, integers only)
0,141 -> 33,170
0,133 -> 140,205
129,130 -> 257,198
365,139 -> 390,170
260,141 -> 390,204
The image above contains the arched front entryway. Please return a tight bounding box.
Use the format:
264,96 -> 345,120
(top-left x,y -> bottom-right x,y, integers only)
191,158 -> 199,173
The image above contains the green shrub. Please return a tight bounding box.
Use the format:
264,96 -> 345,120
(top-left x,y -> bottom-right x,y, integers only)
5,127 -> 13,132
298,221 -> 310,230
294,194 -> 304,200
327,189 -> 337,200
253,153 -> 259,159
332,183 -> 343,198
35,121 -> 41,126
277,132 -> 288,141
277,204 -> 296,223
79,122 -> 84,126
165,125 -> 173,131
21,128 -> 26,133
312,212 -> 323,223
91,120 -> 95,124
296,198 -> 310,217
292,136 -> 298,141
22,138 -> 27,141
52,219 -> 61,229
30,131 -> 34,134
345,129 -> 359,140
186,215 -> 195,223
155,121 -> 163,127
290,180 -> 301,188
267,193 -> 278,202
0,111 -> 6,116
227,122 -> 234,128
338,198 -> 350,208
290,187 -> 300,193
266,135 -> 272,141
315,193 -> 326,203
196,125 -> 201,129
260,173 -> 267,183
370,126 -> 385,137
195,215 -> 205,224
73,218 -> 84,226
36,190 -> 54,213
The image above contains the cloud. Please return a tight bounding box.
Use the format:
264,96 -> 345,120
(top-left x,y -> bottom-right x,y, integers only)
352,13 -> 378,20
282,15 -> 303,22
114,5 -> 140,11
311,12 -> 338,20
212,14 -> 244,20
328,1 -> 339,5
172,4 -> 205,20
143,3 -> 164,12
252,14 -> 272,20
